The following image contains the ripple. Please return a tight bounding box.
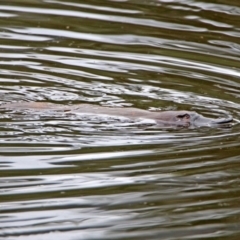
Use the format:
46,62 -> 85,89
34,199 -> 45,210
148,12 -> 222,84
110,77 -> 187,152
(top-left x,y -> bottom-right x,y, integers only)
0,0 -> 240,239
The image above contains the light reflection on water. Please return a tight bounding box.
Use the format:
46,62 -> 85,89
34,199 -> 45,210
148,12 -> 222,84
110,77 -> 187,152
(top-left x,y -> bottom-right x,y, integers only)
0,0 -> 240,239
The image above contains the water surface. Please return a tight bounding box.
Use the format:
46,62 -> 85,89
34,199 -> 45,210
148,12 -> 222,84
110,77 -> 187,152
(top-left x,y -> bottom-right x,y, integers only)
1,0 -> 240,239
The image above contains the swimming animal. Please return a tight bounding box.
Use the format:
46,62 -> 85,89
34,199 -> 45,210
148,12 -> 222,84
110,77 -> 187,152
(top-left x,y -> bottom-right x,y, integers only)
0,102 -> 233,127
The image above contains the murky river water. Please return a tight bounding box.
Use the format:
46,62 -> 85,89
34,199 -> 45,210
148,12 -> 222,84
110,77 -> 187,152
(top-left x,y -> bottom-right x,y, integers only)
1,0 -> 240,239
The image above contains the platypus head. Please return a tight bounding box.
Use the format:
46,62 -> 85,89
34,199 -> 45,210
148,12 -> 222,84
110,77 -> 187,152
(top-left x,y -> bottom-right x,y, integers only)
174,111 -> 233,127
155,111 -> 233,127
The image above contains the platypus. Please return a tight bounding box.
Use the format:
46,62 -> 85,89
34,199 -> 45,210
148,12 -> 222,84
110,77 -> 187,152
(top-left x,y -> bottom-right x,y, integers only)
0,102 -> 233,127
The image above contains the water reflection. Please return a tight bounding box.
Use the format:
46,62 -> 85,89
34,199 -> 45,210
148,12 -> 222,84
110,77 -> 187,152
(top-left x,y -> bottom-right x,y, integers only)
0,0 -> 240,239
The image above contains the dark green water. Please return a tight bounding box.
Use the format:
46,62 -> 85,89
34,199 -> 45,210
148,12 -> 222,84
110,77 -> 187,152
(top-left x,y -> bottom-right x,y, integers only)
0,0 -> 240,239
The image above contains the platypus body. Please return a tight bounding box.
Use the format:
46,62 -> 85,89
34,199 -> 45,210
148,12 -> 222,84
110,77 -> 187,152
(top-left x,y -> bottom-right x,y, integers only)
0,102 -> 233,127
